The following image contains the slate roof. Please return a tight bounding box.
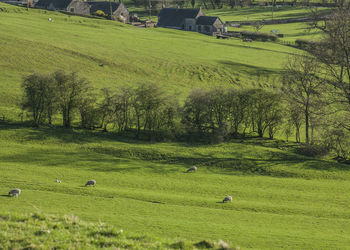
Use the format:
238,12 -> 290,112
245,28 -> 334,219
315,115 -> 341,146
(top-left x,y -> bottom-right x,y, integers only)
87,1 -> 121,15
157,8 -> 202,27
36,0 -> 72,9
196,16 -> 221,25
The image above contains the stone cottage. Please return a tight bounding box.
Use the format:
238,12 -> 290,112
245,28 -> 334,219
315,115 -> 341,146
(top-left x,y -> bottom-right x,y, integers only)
196,16 -> 225,34
157,8 -> 225,34
35,0 -> 90,15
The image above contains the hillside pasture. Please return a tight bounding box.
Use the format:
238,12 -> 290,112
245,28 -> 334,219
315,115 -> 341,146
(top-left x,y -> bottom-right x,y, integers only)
0,3 -> 298,120
206,6 -> 331,22
1,125 -> 350,249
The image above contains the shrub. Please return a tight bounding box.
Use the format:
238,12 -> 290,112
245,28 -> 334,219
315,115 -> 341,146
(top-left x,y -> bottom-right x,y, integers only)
93,10 -> 107,17
295,39 -> 320,49
240,31 -> 278,42
295,144 -> 329,157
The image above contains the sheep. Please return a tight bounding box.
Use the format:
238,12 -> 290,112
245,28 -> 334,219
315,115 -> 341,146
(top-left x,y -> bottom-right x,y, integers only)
222,195 -> 232,203
85,180 -> 96,187
56,179 -> 61,183
8,188 -> 21,197
186,166 -> 197,173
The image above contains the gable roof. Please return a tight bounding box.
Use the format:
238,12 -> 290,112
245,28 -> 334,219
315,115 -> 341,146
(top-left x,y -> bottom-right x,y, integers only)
87,1 -> 121,15
196,16 -> 222,25
157,8 -> 203,27
36,0 -> 72,9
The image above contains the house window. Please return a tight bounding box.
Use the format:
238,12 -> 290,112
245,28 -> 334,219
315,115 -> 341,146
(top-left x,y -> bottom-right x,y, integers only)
70,8 -> 74,12
188,26 -> 192,31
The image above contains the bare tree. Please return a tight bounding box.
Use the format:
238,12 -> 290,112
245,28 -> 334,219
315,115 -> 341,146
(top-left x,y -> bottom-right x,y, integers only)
282,54 -> 325,144
310,8 -> 350,129
247,89 -> 283,138
53,70 -> 91,128
21,73 -> 54,127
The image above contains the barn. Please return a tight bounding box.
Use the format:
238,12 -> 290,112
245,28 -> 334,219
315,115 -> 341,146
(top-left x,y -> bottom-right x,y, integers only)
196,16 -> 225,34
157,8 -> 225,35
87,2 -> 129,22
35,0 -> 90,15
157,8 -> 204,30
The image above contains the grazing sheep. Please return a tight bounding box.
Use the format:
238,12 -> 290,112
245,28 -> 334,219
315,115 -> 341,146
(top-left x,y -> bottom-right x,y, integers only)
186,166 -> 197,173
85,180 -> 96,187
223,195 -> 232,203
56,179 -> 61,183
8,188 -> 21,197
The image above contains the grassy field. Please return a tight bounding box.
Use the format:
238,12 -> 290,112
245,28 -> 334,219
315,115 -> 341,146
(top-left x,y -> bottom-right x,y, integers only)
228,22 -> 323,42
1,3 -> 349,249
205,6 -> 330,22
0,3 -> 302,121
1,125 -> 350,249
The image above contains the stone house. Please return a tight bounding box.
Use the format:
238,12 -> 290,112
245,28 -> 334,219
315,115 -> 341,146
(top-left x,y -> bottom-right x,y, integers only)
157,8 -> 225,34
196,16 -> 225,34
35,0 -> 90,15
157,8 -> 204,30
87,2 -> 129,22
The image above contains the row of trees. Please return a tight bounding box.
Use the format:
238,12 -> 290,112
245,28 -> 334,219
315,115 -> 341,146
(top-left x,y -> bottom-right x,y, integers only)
21,71 -> 286,141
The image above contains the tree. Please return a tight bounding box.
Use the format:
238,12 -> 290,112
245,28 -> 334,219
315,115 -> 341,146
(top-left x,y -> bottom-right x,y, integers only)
247,89 -> 283,138
99,88 -> 116,132
53,70 -> 91,128
131,82 -> 165,138
282,54 -> 324,144
226,89 -> 249,137
310,7 -> 350,130
182,88 -> 211,137
78,93 -> 99,129
207,88 -> 229,139
21,73 -> 54,126
289,104 -> 303,143
114,87 -> 133,132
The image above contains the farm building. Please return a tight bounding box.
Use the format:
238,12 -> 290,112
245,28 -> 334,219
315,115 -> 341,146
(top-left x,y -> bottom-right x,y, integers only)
87,2 -> 129,22
157,8 -> 225,35
157,8 -> 204,30
196,16 -> 225,34
35,0 -> 90,15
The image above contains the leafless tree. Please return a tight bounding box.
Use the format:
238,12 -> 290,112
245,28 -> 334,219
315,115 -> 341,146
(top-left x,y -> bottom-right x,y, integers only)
282,54 -> 325,144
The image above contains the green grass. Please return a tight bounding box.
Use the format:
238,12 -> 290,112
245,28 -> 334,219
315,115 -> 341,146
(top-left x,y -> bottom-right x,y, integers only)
1,212 -> 233,249
0,3 -> 300,120
205,6 -> 331,22
1,125 -> 350,249
1,3 -> 349,249
228,22 -> 323,42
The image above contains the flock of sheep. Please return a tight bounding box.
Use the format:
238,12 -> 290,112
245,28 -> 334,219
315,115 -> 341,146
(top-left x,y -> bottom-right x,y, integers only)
8,167 -> 232,203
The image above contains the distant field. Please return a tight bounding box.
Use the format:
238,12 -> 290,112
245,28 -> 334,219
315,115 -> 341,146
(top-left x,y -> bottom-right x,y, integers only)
0,3 -> 301,121
228,22 -> 323,42
206,6 -> 331,22
1,125 -> 350,249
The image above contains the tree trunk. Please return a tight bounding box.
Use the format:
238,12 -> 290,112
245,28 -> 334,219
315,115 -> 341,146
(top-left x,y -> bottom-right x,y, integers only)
305,107 -> 309,144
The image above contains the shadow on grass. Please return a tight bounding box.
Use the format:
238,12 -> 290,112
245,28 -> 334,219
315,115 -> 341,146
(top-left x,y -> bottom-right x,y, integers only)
1,122 -> 349,178
217,60 -> 280,77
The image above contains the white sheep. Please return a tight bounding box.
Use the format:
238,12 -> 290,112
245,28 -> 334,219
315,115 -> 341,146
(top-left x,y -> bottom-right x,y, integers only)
56,179 -> 61,183
222,195 -> 232,203
186,166 -> 197,173
85,180 -> 96,187
8,188 -> 21,197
